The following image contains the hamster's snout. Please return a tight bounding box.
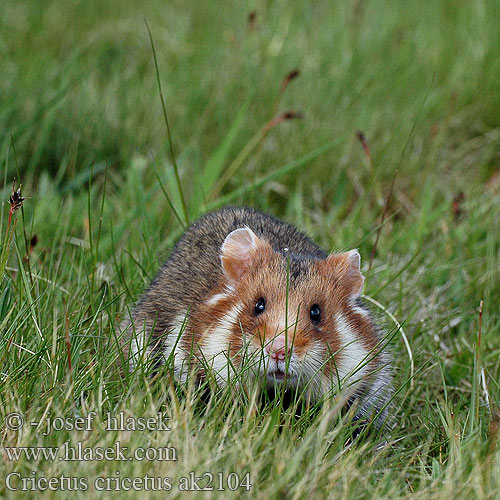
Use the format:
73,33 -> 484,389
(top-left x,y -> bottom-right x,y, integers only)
265,334 -> 291,361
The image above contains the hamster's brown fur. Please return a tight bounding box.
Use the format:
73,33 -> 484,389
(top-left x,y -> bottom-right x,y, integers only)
121,207 -> 393,427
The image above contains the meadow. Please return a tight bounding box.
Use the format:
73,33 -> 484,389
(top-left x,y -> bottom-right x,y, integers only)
1,0 -> 500,498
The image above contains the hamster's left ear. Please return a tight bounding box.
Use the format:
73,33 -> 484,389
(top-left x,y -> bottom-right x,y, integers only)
220,226 -> 269,283
320,249 -> 365,298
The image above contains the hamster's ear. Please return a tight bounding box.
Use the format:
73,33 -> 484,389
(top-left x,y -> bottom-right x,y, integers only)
322,249 -> 365,299
220,227 -> 265,283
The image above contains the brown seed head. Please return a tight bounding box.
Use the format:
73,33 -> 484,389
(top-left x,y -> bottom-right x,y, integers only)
248,11 -> 257,31
9,180 -> 25,213
280,69 -> 301,92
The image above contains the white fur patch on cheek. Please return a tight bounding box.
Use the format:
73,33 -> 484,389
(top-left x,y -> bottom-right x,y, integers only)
334,314 -> 369,388
200,303 -> 243,384
299,341 -> 331,399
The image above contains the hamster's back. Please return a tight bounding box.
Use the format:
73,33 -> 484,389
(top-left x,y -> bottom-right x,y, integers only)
155,207 -> 324,300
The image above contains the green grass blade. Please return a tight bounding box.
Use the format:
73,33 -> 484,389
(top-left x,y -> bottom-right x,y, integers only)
190,95 -> 253,215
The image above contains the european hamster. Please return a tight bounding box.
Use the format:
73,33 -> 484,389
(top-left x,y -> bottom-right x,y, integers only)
121,207 -> 393,427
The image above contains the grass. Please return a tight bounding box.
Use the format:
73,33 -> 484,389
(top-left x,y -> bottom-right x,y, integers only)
1,0 -> 500,498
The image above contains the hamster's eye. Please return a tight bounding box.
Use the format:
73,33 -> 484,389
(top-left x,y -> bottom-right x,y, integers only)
254,297 -> 266,315
310,304 -> 321,323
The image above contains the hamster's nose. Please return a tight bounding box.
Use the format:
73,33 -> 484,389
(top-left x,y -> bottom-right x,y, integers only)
266,334 -> 290,361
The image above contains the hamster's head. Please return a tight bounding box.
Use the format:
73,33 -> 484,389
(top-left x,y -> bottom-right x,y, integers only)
205,226 -> 380,400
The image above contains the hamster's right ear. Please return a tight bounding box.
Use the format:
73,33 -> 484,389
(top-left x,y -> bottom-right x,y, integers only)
319,249 -> 365,299
220,227 -> 266,283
